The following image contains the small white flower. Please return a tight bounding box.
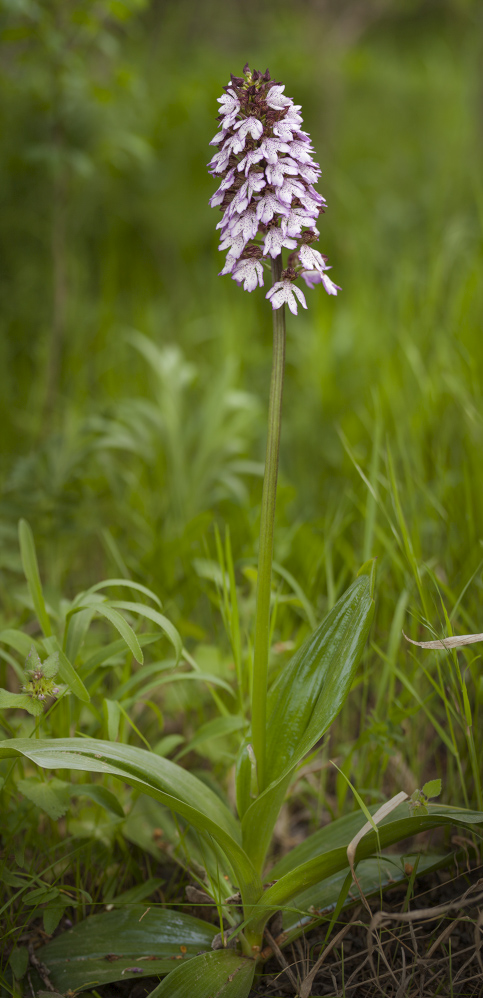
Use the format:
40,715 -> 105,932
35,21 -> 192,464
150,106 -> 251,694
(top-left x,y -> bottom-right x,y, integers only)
209,129 -> 228,147
297,163 -> 321,184
230,208 -> 259,242
218,231 -> 249,259
266,84 -> 292,110
282,207 -> 318,237
265,157 -> 299,188
232,258 -> 264,292
238,148 -> 264,175
217,89 -> 241,127
266,280 -> 307,315
259,137 -> 290,164
234,116 -> 264,141
299,244 -> 327,272
277,178 -> 306,204
263,228 -> 297,259
256,192 -> 289,225
232,171 -> 266,213
287,139 -> 315,163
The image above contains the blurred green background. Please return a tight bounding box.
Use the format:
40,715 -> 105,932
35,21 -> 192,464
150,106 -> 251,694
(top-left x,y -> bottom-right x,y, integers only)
1,0 -> 483,796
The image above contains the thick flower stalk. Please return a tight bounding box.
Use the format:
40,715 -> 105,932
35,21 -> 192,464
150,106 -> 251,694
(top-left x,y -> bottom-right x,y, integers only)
208,64 -> 340,314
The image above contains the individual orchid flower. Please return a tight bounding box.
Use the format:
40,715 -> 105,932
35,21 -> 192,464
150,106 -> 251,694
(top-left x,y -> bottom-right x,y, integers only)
266,280 -> 307,315
208,64 -> 340,310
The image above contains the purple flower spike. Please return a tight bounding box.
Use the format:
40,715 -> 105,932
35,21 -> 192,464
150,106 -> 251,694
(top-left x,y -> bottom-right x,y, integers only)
208,65 -> 340,310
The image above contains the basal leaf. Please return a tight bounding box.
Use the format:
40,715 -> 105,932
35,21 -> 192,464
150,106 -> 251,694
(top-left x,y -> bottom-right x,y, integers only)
146,949 -> 256,998
245,802 -> 483,937
281,852 -> 451,936
35,906 -> 218,992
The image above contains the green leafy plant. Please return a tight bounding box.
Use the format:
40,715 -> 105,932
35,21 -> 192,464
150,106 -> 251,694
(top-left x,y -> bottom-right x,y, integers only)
1,59 -> 482,998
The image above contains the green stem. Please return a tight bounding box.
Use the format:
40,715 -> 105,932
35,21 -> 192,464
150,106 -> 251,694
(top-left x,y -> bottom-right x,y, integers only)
251,256 -> 286,792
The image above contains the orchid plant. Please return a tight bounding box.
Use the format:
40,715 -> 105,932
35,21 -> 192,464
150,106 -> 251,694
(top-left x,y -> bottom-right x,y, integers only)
1,66 -> 482,998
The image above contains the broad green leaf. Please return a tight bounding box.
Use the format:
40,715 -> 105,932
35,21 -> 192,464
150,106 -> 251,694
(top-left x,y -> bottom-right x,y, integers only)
177,715 -> 245,760
35,906 -> 218,992
0,689 -> 44,716
265,576 -> 374,786
269,806 -> 381,878
241,576 -> 374,870
281,852 -> 451,936
43,636 -> 90,703
245,802 -> 483,936
146,949 -> 256,998
18,777 -> 71,821
18,519 -> 52,637
0,738 -> 263,906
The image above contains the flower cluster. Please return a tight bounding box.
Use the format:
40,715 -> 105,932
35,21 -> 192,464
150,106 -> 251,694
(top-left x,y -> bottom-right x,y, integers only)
21,647 -> 62,702
208,65 -> 340,314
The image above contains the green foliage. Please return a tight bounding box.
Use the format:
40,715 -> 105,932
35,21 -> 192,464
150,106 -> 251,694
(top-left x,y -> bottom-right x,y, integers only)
1,1 -> 483,995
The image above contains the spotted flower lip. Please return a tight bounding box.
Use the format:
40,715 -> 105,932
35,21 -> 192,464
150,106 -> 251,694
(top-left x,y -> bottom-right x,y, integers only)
266,280 -> 307,315
208,65 -> 340,311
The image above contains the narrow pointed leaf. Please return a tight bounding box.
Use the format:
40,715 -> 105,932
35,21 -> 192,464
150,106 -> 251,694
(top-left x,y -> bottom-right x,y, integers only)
18,519 -> 52,637
64,608 -> 95,668
77,604 -> 144,664
43,636 -> 90,702
0,628 -> 42,658
76,579 -> 162,608
108,601 -> 182,662
146,949 -> 256,998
